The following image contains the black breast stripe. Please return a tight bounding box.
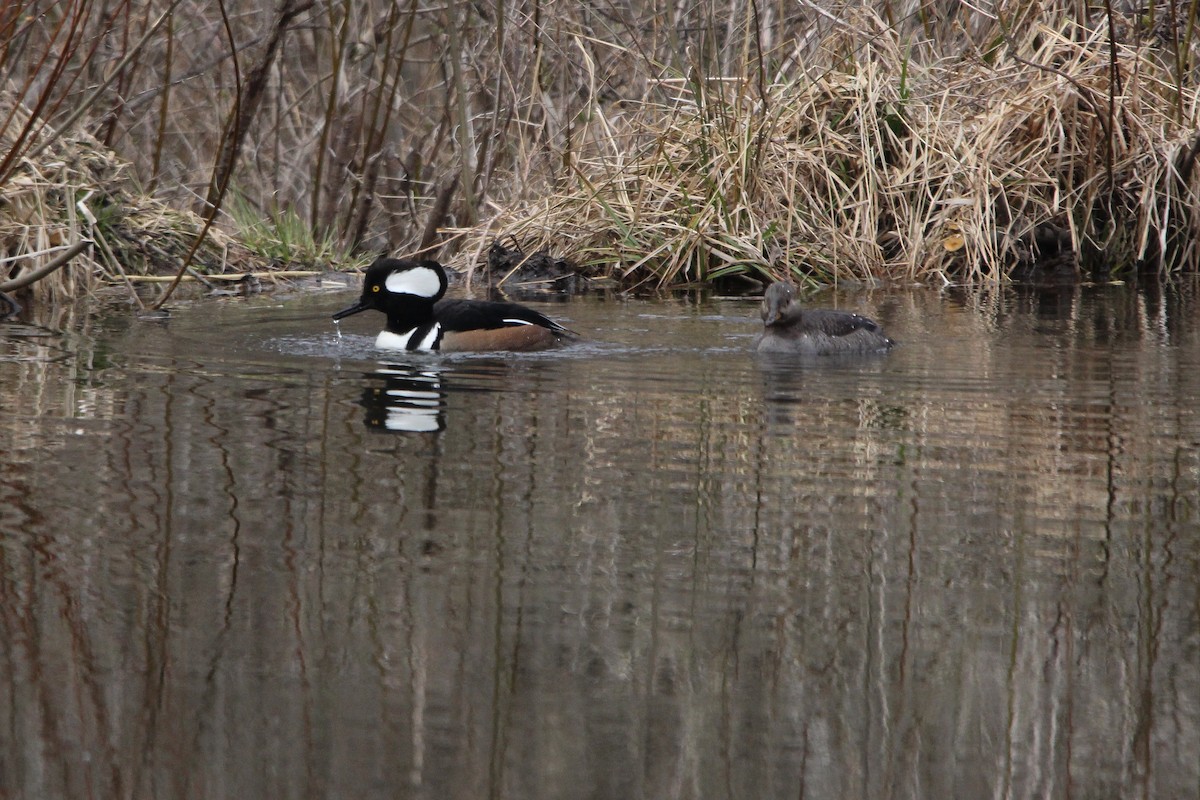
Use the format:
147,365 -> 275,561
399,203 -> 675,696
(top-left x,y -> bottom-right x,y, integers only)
406,321 -> 442,351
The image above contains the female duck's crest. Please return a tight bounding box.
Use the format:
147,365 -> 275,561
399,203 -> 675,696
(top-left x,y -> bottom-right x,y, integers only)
761,280 -> 797,327
756,279 -> 895,355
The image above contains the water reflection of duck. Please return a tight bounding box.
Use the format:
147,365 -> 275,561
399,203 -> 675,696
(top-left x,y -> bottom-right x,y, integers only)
756,280 -> 895,355
333,257 -> 575,352
361,366 -> 445,433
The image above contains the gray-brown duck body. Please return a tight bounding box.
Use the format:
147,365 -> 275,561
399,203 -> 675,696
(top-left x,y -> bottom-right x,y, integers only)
755,280 -> 895,355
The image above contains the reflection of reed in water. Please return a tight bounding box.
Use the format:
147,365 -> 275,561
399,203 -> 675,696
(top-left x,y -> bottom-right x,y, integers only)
756,349 -> 896,431
360,365 -> 445,433
4,285 -> 1200,800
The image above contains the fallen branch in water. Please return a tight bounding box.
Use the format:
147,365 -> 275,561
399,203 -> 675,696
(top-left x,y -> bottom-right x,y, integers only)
121,270 -> 325,282
0,240 -> 92,292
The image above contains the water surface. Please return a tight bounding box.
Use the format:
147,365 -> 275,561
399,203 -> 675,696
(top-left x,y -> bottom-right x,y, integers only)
2,280 -> 1198,799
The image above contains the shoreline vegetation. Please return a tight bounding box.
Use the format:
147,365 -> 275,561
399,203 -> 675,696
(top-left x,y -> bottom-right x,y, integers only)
3,1 -> 1200,309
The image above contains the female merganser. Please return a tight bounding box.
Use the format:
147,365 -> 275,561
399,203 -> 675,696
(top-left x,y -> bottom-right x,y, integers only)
756,280 -> 894,355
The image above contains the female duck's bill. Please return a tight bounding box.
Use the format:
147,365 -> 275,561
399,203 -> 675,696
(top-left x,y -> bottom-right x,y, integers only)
756,280 -> 895,355
333,256 -> 575,352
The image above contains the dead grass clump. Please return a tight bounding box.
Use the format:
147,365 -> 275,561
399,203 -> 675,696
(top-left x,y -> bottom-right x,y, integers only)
455,11 -> 1200,288
0,94 -> 263,305
6,2 -> 1200,294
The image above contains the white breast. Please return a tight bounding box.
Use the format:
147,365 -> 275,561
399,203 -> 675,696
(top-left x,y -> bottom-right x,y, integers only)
375,324 -> 441,351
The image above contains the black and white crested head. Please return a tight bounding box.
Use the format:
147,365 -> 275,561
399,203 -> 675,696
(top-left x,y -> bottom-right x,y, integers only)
333,257 -> 449,322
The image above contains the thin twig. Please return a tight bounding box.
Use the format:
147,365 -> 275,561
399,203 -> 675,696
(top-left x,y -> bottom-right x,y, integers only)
23,1 -> 183,164
0,239 -> 91,292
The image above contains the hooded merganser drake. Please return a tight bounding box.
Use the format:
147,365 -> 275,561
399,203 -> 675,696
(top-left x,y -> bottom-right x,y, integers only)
756,280 -> 895,355
332,256 -> 575,352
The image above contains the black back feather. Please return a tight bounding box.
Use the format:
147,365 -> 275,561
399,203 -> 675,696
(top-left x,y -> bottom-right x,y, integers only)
434,298 -> 571,333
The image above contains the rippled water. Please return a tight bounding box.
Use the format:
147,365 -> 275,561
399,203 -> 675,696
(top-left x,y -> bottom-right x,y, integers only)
2,280 -> 1198,799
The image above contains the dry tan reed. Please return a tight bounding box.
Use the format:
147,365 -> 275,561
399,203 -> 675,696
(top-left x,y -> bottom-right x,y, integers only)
455,10 -> 1200,287
0,97 -> 263,304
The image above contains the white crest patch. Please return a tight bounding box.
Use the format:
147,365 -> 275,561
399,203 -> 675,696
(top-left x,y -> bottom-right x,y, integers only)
501,318 -> 534,326
384,266 -> 442,298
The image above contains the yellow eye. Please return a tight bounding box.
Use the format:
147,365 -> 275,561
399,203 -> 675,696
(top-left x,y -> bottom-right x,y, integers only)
371,285 -> 380,293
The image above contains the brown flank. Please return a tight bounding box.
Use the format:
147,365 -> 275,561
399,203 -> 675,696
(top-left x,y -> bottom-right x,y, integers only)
439,325 -> 565,352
